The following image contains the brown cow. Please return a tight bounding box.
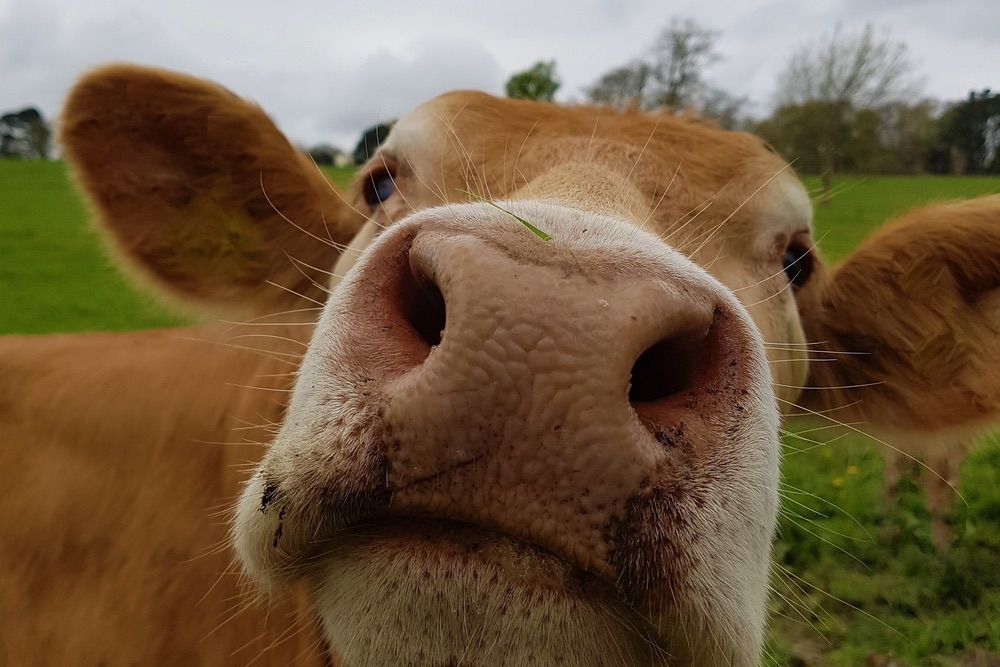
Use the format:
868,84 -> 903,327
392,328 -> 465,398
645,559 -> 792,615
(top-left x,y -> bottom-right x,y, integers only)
800,196 -> 1000,546
1,64 -> 997,666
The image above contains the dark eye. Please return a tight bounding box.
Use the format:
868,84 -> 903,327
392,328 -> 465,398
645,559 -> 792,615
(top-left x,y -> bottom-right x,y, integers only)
363,166 -> 396,207
782,241 -> 814,289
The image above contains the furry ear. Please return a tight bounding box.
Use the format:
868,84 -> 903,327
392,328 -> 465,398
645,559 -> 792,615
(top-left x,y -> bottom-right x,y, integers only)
60,64 -> 362,319
797,194 -> 1000,431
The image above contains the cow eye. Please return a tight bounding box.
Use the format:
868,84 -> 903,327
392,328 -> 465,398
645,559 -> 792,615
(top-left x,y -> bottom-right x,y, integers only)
782,241 -> 814,289
363,166 -> 396,206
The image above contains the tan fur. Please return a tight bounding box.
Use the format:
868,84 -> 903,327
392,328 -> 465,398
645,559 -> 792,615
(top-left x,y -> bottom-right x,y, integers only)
3,64 -> 998,663
0,325 -> 321,665
799,195 -> 1000,429
798,195 -> 1000,544
2,65 -> 353,665
60,64 -> 362,319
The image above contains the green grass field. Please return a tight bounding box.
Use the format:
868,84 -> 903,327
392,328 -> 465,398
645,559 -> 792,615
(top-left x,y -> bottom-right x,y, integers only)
2,161 -> 999,665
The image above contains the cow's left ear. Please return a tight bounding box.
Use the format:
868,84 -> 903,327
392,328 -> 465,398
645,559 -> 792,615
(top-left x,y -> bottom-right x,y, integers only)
796,195 -> 1000,431
61,63 -> 363,319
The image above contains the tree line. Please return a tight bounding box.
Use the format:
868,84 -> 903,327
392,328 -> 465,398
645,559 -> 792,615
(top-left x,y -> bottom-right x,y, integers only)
3,21 -> 998,178
505,21 -> 1000,177
0,108 -> 50,159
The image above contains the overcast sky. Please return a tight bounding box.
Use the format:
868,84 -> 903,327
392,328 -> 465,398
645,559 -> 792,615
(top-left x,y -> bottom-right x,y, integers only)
1,0 -> 998,149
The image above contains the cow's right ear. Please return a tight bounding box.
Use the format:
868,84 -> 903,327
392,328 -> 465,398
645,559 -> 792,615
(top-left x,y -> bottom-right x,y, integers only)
61,63 -> 362,319
795,195 -> 1000,430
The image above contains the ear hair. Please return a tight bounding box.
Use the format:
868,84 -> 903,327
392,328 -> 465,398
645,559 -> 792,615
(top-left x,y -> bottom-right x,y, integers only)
797,195 -> 1000,432
61,63 -> 362,319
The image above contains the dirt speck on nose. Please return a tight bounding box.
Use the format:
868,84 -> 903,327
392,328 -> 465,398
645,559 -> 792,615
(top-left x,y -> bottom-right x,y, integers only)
271,507 -> 286,548
654,424 -> 686,450
259,479 -> 279,513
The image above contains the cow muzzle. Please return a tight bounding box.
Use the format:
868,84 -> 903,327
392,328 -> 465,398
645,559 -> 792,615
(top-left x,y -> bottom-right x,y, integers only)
238,200 -> 773,575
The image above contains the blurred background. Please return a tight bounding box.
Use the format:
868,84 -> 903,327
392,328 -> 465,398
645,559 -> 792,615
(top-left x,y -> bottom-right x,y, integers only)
2,1 -> 999,664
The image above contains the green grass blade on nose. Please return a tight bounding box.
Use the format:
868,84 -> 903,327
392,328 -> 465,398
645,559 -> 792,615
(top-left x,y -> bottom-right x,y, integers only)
460,190 -> 552,241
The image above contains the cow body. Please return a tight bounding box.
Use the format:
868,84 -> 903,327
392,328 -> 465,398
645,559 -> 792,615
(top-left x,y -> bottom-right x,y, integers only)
0,327 -> 318,665
3,64 -> 998,665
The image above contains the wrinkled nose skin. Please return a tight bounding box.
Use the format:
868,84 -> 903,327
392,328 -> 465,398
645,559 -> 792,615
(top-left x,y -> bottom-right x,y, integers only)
389,229 -> 706,574
294,201 -> 776,580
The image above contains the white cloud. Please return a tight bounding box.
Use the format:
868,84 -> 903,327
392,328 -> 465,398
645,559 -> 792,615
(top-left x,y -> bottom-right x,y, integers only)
316,39 -> 504,145
1,0 -> 997,148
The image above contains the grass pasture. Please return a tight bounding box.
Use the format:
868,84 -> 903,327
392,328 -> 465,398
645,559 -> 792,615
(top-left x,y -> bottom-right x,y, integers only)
0,161 -> 355,334
2,161 -> 999,665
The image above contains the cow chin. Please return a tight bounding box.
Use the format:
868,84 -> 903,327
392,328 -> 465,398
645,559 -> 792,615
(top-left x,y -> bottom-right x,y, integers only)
308,519 -> 660,667
235,415 -> 776,667
307,518 -> 763,667
236,411 -> 776,667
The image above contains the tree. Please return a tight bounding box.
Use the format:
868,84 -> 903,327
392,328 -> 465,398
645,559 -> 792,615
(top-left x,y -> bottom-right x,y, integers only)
874,100 -> 939,173
776,24 -> 920,110
755,101 -> 852,175
352,122 -> 395,166
936,90 -> 1000,174
584,17 -> 744,126
758,98 -> 942,176
699,88 -> 748,131
585,60 -> 653,111
306,143 -> 344,166
770,24 -> 920,189
648,17 -> 720,109
505,61 -> 560,102
0,107 -> 51,159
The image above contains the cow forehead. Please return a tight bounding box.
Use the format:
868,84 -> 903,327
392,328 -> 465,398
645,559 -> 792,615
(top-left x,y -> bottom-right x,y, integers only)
379,90 -> 811,244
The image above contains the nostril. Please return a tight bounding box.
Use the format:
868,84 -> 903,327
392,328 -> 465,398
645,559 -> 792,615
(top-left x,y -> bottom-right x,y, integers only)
401,264 -> 446,348
628,318 -> 714,405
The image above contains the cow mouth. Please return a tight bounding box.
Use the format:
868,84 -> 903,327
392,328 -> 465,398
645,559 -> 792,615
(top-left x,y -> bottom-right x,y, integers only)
306,513 -> 625,599
321,516 -> 608,588
307,516 -> 671,664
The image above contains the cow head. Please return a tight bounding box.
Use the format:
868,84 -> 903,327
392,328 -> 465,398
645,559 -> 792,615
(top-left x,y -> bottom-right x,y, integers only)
61,65 -> 1000,666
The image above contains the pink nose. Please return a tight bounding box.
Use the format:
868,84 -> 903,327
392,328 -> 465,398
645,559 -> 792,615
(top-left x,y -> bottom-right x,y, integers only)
327,206 -> 761,575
